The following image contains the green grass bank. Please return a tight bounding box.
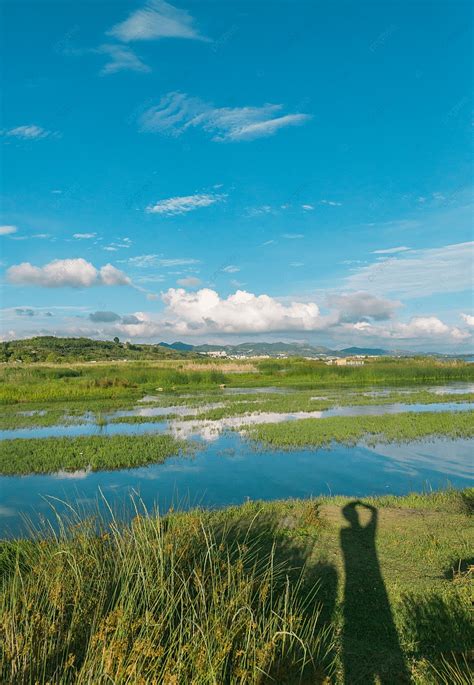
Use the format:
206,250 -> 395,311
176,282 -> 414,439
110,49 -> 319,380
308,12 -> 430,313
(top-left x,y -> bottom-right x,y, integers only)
0,489 -> 472,683
0,434 -> 186,475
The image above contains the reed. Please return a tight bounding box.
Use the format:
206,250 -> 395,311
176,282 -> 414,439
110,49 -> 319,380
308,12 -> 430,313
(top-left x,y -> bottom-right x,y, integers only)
0,500 -> 333,684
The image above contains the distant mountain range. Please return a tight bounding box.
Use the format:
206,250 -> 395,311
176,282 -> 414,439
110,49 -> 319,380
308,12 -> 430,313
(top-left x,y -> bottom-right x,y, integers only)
160,341 -> 416,358
1,336 -> 463,363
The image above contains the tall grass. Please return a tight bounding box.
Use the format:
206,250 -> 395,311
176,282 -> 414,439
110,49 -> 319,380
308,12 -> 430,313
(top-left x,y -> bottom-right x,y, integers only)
0,502 -> 333,684
1,358 -> 473,405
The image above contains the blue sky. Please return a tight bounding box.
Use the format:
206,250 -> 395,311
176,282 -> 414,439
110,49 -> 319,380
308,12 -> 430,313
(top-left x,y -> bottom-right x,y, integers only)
1,0 -> 473,350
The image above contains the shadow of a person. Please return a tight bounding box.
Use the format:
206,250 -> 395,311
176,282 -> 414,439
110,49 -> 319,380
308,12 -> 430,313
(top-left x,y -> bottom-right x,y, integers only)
341,501 -> 410,684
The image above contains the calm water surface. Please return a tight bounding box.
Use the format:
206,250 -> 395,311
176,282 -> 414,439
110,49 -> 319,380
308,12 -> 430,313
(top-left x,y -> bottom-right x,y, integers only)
1,401 -> 472,440
1,432 -> 473,537
2,387 -> 473,537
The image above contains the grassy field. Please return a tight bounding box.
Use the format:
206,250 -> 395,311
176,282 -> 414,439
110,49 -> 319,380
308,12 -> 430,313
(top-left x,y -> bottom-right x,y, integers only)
0,373 -> 472,431
0,434 -> 186,475
1,357 -> 473,405
247,410 -> 474,449
0,489 -> 472,684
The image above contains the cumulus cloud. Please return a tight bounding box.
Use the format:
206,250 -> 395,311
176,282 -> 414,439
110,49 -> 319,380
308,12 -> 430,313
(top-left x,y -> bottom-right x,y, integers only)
327,291 -> 401,322
139,91 -> 311,142
461,313 -> 474,327
121,314 -> 142,325
6,258 -> 131,288
346,242 -> 474,297
99,263 -> 132,286
3,125 -> 56,140
88,311 -> 143,325
0,225 -> 17,236
161,288 -> 324,334
146,192 -> 225,215
107,0 -> 208,42
342,316 -> 469,342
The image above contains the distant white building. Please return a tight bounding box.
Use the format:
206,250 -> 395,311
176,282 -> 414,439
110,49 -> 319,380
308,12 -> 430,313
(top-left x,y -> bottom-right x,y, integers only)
325,358 -> 365,366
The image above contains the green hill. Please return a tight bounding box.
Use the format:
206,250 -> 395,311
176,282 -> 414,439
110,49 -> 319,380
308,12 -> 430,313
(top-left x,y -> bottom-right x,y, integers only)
0,336 -> 192,363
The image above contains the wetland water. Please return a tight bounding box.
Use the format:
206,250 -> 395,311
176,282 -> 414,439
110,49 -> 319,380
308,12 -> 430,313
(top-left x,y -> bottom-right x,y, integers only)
1,387 -> 473,536
1,400 -> 473,440
1,433 -> 473,537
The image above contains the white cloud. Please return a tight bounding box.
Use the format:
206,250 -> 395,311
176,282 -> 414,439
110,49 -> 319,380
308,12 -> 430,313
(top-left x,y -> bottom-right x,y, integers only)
6,258 -> 131,288
98,44 -> 151,74
302,204 -> 314,211
282,233 -> 304,239
346,242 -> 474,297
108,0 -> 208,42
461,313 -> 474,327
125,254 -> 199,268
327,291 -> 401,322
390,316 -> 450,339
372,246 -> 411,254
222,265 -> 240,273
0,225 -> 17,236
177,276 -> 201,287
103,241 -> 132,251
112,289 -> 327,337
146,192 -> 226,215
73,233 -> 97,239
320,200 -> 342,207
246,205 -> 273,217
342,316 -> 469,342
99,263 -> 132,286
160,288 -> 324,334
3,125 -> 56,140
139,91 -> 311,142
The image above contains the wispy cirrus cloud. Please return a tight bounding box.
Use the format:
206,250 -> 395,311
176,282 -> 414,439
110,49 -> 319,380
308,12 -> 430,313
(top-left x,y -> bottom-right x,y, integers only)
282,233 -> 304,239
346,242 -> 474,298
97,44 -> 151,74
2,125 -> 58,140
73,233 -> 97,239
146,192 -> 226,215
139,92 -> 311,142
320,199 -> 342,207
372,246 -> 411,254
124,254 -> 200,268
0,225 -> 18,236
107,0 -> 208,43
